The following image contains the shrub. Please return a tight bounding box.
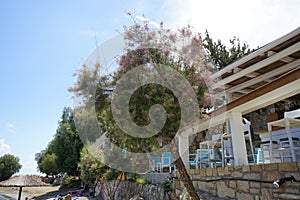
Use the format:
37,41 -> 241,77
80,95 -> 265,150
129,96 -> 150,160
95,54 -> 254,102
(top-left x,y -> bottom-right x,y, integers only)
64,175 -> 81,188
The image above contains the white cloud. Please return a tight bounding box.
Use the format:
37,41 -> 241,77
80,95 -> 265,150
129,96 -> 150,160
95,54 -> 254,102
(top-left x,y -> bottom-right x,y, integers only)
0,138 -> 11,155
135,15 -> 160,28
18,154 -> 42,175
79,30 -> 106,38
161,0 -> 300,47
6,123 -> 16,133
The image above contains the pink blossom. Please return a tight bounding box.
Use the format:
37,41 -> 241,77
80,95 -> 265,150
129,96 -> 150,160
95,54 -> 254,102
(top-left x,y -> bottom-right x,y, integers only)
167,113 -> 175,118
179,27 -> 192,36
168,34 -> 177,42
192,36 -> 202,44
157,135 -> 162,143
124,28 -> 134,39
147,32 -> 155,40
164,49 -> 170,56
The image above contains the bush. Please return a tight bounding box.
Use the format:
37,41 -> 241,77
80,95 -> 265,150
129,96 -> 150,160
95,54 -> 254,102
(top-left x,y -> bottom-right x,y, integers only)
162,180 -> 172,192
135,177 -> 148,184
64,175 -> 81,188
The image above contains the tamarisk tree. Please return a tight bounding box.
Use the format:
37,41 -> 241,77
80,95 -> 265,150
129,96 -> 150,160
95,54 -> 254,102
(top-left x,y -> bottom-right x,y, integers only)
70,17 -> 218,199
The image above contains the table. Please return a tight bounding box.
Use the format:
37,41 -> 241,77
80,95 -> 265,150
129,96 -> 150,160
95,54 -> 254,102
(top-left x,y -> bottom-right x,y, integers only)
267,117 -> 300,162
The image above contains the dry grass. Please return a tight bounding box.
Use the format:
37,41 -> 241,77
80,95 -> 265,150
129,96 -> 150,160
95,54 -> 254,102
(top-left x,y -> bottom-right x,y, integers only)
0,186 -> 92,199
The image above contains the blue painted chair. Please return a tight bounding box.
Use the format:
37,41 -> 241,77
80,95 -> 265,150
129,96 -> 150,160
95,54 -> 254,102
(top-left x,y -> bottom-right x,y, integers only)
197,149 -> 210,168
256,148 -> 263,164
151,156 -> 162,173
189,154 -> 198,169
162,152 -> 174,173
212,149 -> 223,167
189,159 -> 197,168
190,150 -> 201,169
249,147 -> 262,164
197,148 -> 222,168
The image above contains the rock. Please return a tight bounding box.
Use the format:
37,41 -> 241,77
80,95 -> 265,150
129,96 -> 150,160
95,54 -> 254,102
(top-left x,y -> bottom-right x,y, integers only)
129,195 -> 144,200
278,193 -> 300,200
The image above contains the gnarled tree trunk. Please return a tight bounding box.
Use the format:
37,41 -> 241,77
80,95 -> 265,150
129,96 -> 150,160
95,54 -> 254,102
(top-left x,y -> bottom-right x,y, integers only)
171,139 -> 202,200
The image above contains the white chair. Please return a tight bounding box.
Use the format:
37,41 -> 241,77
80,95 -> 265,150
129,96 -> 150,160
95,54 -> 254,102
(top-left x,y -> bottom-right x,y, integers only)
243,118 -> 255,162
221,118 -> 254,166
285,109 -> 300,119
267,109 -> 300,162
198,134 -> 224,168
199,137 -> 219,168
260,140 -> 279,163
221,132 -> 233,166
197,149 -> 211,168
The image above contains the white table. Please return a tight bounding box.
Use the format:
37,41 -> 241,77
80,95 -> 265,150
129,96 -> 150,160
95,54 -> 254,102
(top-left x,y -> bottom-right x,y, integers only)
268,117 -> 300,162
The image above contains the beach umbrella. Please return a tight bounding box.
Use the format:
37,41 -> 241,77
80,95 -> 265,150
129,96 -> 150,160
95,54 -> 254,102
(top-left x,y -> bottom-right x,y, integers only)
0,175 -> 48,200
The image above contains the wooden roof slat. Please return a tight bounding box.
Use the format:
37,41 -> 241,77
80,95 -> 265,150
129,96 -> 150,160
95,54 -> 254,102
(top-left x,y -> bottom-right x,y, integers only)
212,27 -> 300,80
212,67 -> 300,117
224,59 -> 300,93
212,41 -> 300,89
280,56 -> 296,63
245,71 -> 261,78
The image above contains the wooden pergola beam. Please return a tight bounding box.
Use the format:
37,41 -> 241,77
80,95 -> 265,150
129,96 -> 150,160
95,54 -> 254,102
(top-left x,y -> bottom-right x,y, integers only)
225,59 -> 300,93
212,67 -> 300,117
181,67 -> 300,136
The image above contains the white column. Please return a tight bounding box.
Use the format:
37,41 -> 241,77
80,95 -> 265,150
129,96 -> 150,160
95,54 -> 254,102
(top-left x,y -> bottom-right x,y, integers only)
225,91 -> 233,103
229,111 -> 248,166
178,134 -> 189,169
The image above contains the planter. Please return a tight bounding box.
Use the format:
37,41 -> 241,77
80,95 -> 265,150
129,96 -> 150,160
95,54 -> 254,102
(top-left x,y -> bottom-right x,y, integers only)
268,113 -> 283,122
267,112 -> 284,130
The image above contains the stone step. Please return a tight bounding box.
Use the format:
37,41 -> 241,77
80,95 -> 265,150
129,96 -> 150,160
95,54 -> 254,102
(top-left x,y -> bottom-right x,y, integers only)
278,193 -> 300,200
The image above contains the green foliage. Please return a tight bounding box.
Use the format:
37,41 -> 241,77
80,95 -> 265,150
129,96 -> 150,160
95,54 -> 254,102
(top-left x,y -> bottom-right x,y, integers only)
64,175 -> 81,188
162,180 -> 172,192
134,176 -> 148,185
70,19 -> 255,200
78,147 -> 119,185
39,153 -> 58,176
0,154 -> 22,181
35,150 -> 45,172
36,107 -> 83,175
203,30 -> 256,70
71,22 -> 212,154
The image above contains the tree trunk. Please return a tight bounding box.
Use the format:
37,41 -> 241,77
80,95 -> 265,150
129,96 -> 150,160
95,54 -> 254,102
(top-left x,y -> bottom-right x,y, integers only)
174,157 -> 201,200
171,139 -> 201,200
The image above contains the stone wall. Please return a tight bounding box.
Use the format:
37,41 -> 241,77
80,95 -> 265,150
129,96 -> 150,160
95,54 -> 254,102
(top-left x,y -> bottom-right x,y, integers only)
95,181 -> 165,200
173,162 -> 300,200
250,110 -> 269,133
142,173 -> 170,184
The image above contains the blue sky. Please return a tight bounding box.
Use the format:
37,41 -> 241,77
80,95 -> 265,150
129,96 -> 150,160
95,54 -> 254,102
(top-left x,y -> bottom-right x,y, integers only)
0,0 -> 299,174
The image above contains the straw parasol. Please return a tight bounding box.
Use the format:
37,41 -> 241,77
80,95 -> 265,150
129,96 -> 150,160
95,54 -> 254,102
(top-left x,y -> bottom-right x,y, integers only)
0,175 -> 48,200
